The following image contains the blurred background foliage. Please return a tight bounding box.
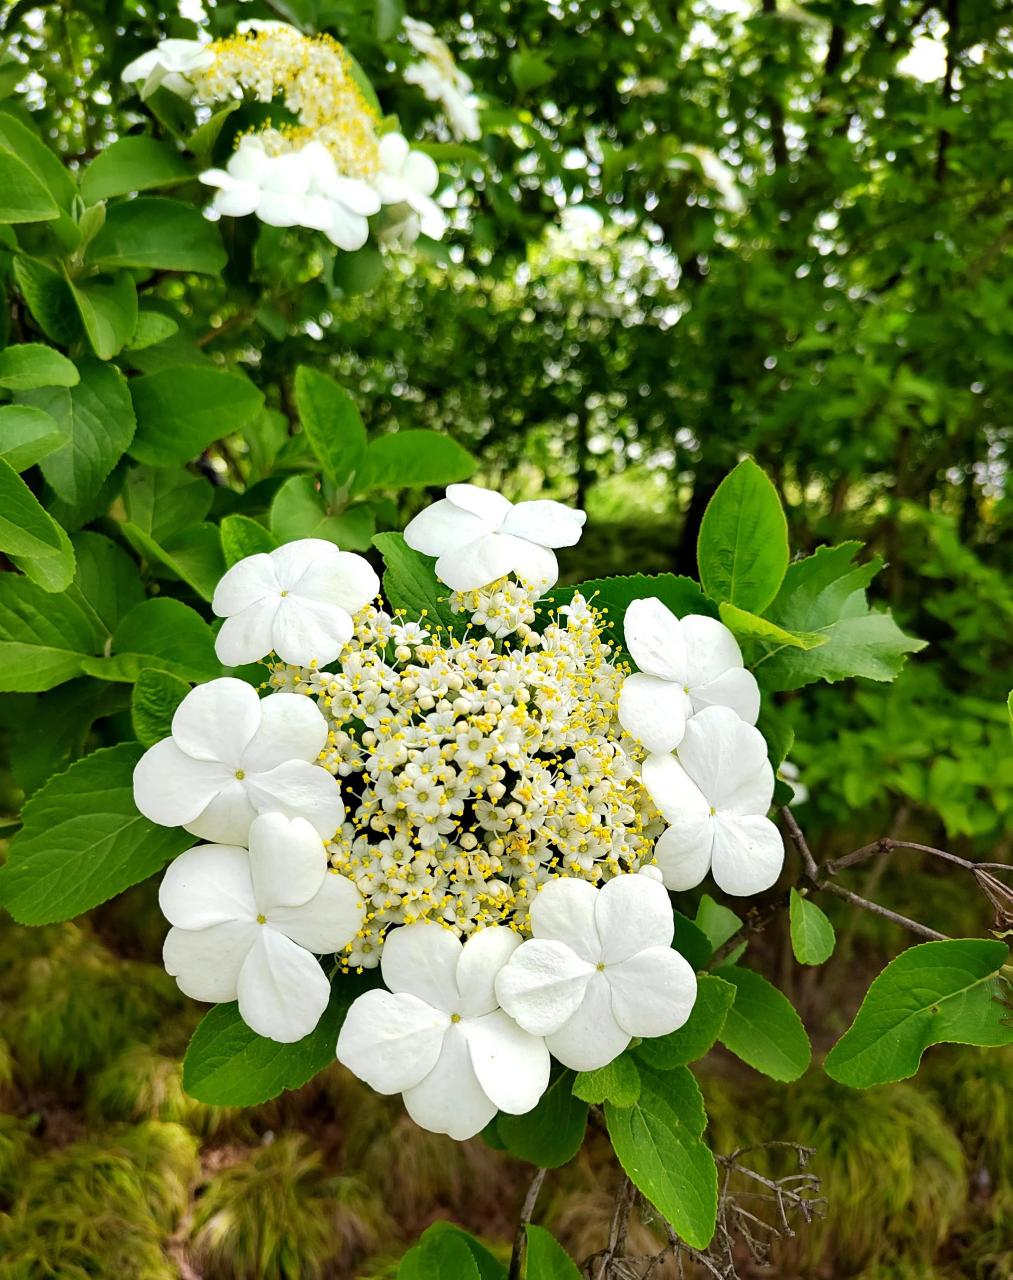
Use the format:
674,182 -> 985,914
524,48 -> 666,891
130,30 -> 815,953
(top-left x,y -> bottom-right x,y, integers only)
0,0 -> 1010,1275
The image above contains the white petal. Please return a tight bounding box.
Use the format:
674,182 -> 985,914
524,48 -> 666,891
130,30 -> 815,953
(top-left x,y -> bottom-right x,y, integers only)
501,499 -> 586,549
158,844 -> 256,929
269,539 -> 335,588
434,532 -> 520,592
171,678 -> 262,766
378,131 -> 411,173
654,821 -> 715,892
404,150 -> 439,195
330,177 -> 381,217
270,598 -> 354,668
229,137 -> 270,182
494,938 -> 594,1036
640,752 -> 711,828
163,920 -> 256,1003
461,1009 -> 550,1115
215,602 -> 279,667
402,1022 -> 498,1140
623,597 -> 687,682
445,484 -> 512,524
134,738 -> 235,828
262,152 -> 311,196
324,206 -> 370,251
244,760 -> 345,840
680,615 -> 746,685
494,534 -> 559,592
617,672 -> 689,754
184,779 -> 258,846
404,498 -> 486,558
293,549 -> 379,613
709,814 -> 784,896
212,183 -> 261,218
336,990 -> 448,1093
380,922 -> 462,1011
248,812 -> 326,912
607,947 -> 697,1038
545,971 -> 630,1072
268,869 -> 365,953
236,927 -> 331,1042
455,926 -> 522,1017
679,708 -> 772,813
256,190 -> 311,228
528,877 -> 599,963
240,692 -> 328,772
594,873 -> 674,965
212,553 -> 279,616
691,666 -> 761,726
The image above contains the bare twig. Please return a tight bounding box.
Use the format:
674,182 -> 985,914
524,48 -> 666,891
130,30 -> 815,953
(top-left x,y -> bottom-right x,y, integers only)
508,1166 -> 547,1280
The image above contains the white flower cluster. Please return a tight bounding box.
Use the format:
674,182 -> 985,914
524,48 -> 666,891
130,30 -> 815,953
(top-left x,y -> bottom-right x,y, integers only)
131,483 -> 787,1141
122,19 -> 456,248
403,17 -> 482,142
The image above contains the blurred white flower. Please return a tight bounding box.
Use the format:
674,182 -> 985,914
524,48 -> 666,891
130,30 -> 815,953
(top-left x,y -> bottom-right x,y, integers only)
642,705 -> 784,896
121,38 -> 214,99
160,813 -> 364,1042
780,760 -> 809,806
403,17 -> 481,142
212,537 -> 379,668
374,132 -> 446,242
299,141 -> 383,250
618,598 -> 760,754
336,923 -> 550,1139
133,677 -> 344,845
495,875 -> 697,1071
404,483 -> 586,592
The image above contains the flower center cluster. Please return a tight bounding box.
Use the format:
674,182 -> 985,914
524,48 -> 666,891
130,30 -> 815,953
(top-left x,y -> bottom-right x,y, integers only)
268,580 -> 661,969
193,28 -> 381,178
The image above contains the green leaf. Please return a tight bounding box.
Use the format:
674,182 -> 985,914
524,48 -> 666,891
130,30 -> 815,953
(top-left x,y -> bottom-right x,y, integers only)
13,256 -> 81,346
65,531 -> 145,641
0,743 -> 193,924
7,677 -> 128,797
18,358 -> 135,507
0,147 -> 59,222
70,271 -> 138,360
635,974 -> 736,1069
293,365 -> 367,490
121,520 -> 225,603
789,888 -> 836,966
824,940 -> 1013,1088
0,343 -> 79,391
220,513 -> 277,567
129,366 -> 263,467
131,667 -> 192,748
372,531 -> 460,633
0,110 -> 75,210
718,601 -> 826,651
755,542 -> 927,691
270,475 -> 376,551
672,910 -> 714,970
715,966 -> 811,1081
697,458 -> 788,613
183,971 -> 380,1105
524,1225 -> 580,1280
0,573 -> 102,691
399,1225 -> 482,1280
87,197 -> 226,274
0,455 -> 73,563
573,1053 -> 641,1106
127,308 -> 179,351
80,597 -> 220,684
80,136 -> 191,202
124,465 -> 213,542
605,1065 -> 717,1249
509,49 -> 556,94
694,894 -> 742,952
545,573 -> 717,660
1008,690 -> 1013,742
359,429 -> 476,492
497,1071 -> 588,1168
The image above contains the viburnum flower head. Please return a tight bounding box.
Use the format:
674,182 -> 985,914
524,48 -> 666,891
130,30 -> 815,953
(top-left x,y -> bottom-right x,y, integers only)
495,874 -> 698,1071
160,813 -> 364,1041
212,537 -> 380,668
642,705 -> 784,895
374,132 -> 447,243
133,677 -> 344,845
618,597 -> 760,754
336,923 -> 551,1140
404,483 -> 587,592
121,38 -> 214,99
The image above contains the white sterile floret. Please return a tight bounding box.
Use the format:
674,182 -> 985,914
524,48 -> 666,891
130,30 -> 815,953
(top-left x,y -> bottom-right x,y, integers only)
374,132 -> 447,243
642,705 -> 784,896
133,677 -> 344,845
336,923 -> 550,1140
403,17 -> 481,142
160,813 -> 364,1042
212,537 -> 379,668
494,874 -> 697,1072
200,136 -> 320,227
298,141 -> 383,250
618,597 -> 761,754
121,38 -> 214,99
404,483 -> 587,592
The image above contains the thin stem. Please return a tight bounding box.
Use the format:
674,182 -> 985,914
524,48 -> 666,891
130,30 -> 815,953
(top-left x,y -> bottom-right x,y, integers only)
508,1167 -> 547,1280
819,880 -> 947,941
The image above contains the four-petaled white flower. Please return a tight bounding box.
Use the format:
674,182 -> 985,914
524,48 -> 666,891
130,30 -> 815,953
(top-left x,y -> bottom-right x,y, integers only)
403,18 -> 481,142
212,537 -> 380,668
494,875 -> 697,1072
642,705 -> 784,896
374,133 -> 447,244
618,598 -> 760,754
404,484 -> 586,592
160,813 -> 364,1042
299,141 -> 383,250
121,38 -> 214,99
336,923 -> 551,1140
133,677 -> 344,846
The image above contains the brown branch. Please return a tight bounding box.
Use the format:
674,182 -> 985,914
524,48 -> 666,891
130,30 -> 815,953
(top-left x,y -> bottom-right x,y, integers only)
508,1166 -> 547,1280
818,881 -> 947,941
